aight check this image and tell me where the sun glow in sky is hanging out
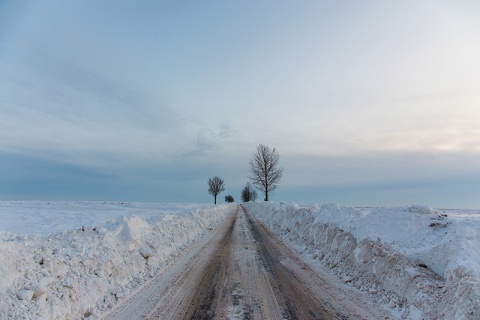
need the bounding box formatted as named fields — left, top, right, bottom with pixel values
left=1, top=1, right=480, bottom=207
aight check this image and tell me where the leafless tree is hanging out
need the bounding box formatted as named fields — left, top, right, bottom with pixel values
left=241, top=182, right=258, bottom=202
left=225, top=195, right=234, bottom=203
left=208, top=176, right=225, bottom=204
left=249, top=144, right=283, bottom=201
left=251, top=188, right=258, bottom=202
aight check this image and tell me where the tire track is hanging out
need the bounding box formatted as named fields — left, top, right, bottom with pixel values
left=105, top=205, right=391, bottom=319
left=245, top=208, right=336, bottom=320
left=182, top=213, right=236, bottom=319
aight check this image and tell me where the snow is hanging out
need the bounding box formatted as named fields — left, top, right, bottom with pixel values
left=0, top=201, right=212, bottom=235
left=1, top=200, right=480, bottom=319
left=0, top=201, right=234, bottom=319
left=244, top=202, right=480, bottom=319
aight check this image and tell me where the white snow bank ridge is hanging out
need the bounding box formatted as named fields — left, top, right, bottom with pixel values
left=0, top=203, right=235, bottom=319
left=244, top=202, right=480, bottom=320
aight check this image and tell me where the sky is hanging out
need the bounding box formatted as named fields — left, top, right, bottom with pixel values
left=1, top=0, right=480, bottom=208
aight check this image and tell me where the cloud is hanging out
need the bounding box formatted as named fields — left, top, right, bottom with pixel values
left=178, top=122, right=240, bottom=160
left=1, top=1, right=480, bottom=206
left=276, top=151, right=480, bottom=208
left=0, top=151, right=115, bottom=199
left=277, top=173, right=480, bottom=209
left=0, top=48, right=185, bottom=167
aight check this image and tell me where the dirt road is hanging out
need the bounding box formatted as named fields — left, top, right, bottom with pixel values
left=104, top=205, right=390, bottom=319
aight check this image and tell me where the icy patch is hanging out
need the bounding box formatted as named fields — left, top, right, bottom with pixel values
left=227, top=286, right=246, bottom=320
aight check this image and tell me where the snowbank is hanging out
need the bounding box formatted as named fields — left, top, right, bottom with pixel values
left=0, top=201, right=212, bottom=235
left=244, top=202, right=480, bottom=319
left=0, top=203, right=235, bottom=319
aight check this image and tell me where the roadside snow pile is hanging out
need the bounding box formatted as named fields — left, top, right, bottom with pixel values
left=244, top=202, right=480, bottom=319
left=0, top=203, right=234, bottom=320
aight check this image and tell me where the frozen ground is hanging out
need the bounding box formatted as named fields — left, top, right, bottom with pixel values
left=1, top=200, right=479, bottom=319
left=244, top=202, right=480, bottom=319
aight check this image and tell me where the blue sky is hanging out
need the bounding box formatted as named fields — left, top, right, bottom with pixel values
left=1, top=1, right=480, bottom=207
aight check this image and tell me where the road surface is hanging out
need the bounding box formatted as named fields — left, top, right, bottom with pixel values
left=104, top=205, right=390, bottom=319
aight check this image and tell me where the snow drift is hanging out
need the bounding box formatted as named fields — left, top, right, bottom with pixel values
left=244, top=202, right=480, bottom=319
left=0, top=203, right=234, bottom=319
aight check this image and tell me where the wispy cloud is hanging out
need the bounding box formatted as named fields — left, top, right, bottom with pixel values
left=0, top=48, right=184, bottom=167
left=178, top=122, right=239, bottom=160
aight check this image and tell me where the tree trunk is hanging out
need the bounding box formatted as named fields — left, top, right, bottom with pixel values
left=214, top=195, right=217, bottom=204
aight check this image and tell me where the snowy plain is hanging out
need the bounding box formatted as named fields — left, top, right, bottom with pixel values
left=0, top=201, right=212, bottom=235
left=1, top=200, right=479, bottom=319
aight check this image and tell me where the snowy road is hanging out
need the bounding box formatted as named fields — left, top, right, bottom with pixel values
left=104, top=205, right=390, bottom=319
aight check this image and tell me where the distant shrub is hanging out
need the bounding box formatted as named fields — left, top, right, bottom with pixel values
left=241, top=182, right=258, bottom=202
left=225, top=195, right=234, bottom=203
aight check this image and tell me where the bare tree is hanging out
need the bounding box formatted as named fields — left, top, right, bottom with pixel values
left=208, top=176, right=225, bottom=204
left=241, top=182, right=258, bottom=202
left=251, top=187, right=258, bottom=202
left=249, top=144, right=283, bottom=201
left=225, top=195, right=234, bottom=203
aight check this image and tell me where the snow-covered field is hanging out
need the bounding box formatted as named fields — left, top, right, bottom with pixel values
left=1, top=201, right=479, bottom=319
left=0, top=201, right=233, bottom=319
left=244, top=202, right=480, bottom=319
left=0, top=201, right=212, bottom=235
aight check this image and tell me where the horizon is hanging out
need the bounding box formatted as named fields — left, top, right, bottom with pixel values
left=2, top=197, right=479, bottom=211
left=1, top=1, right=480, bottom=209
